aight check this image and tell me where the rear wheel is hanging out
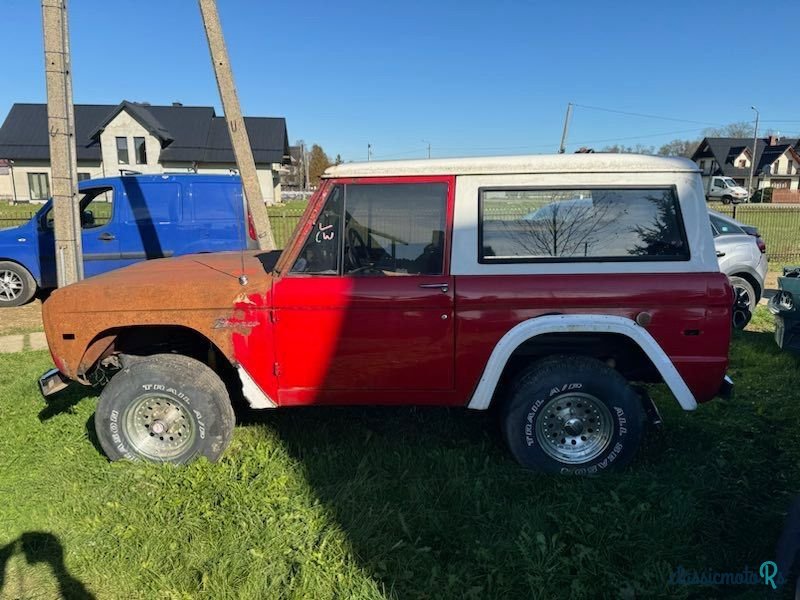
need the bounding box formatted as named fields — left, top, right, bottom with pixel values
left=95, top=354, right=235, bottom=464
left=0, top=261, right=36, bottom=307
left=730, top=275, right=756, bottom=330
left=501, top=356, right=644, bottom=475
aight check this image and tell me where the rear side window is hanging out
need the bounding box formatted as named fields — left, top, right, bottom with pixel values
left=191, top=182, right=243, bottom=221
left=125, top=182, right=181, bottom=223
left=709, top=214, right=744, bottom=236
left=479, top=187, right=688, bottom=262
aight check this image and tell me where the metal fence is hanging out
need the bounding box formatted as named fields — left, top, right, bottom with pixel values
left=713, top=204, right=800, bottom=263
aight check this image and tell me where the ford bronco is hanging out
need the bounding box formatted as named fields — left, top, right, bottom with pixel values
left=40, top=154, right=734, bottom=474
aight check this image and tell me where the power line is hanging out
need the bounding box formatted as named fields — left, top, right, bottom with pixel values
left=572, top=103, right=724, bottom=127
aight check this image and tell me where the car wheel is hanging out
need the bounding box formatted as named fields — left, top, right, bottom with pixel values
left=721, top=195, right=732, bottom=205
left=0, top=261, right=36, bottom=307
left=730, top=275, right=756, bottom=330
left=95, top=354, right=235, bottom=464
left=501, top=356, right=644, bottom=475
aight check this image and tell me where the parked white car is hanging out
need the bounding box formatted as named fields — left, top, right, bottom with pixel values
left=709, top=210, right=768, bottom=328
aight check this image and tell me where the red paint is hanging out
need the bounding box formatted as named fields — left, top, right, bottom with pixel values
left=232, top=175, right=732, bottom=408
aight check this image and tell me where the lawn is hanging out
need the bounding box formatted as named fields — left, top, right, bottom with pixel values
left=0, top=307, right=799, bottom=598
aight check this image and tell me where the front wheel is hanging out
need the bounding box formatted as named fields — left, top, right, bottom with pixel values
left=0, top=261, right=36, bottom=307
left=721, top=195, right=732, bottom=205
left=95, top=354, right=235, bottom=464
left=501, top=356, right=644, bottom=475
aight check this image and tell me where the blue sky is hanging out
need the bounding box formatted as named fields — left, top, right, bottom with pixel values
left=1, top=0, right=798, bottom=162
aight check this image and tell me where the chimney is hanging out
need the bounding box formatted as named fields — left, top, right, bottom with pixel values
left=768, top=135, right=779, bottom=146
left=172, top=101, right=183, bottom=107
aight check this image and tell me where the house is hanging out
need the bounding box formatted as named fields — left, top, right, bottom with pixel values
left=280, top=145, right=307, bottom=191
left=0, top=101, right=291, bottom=203
left=692, top=136, right=800, bottom=192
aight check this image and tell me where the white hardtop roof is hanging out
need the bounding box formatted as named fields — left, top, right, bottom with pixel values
left=323, top=153, right=700, bottom=179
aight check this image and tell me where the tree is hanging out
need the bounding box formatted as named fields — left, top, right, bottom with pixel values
left=308, top=144, right=331, bottom=187
left=600, top=144, right=655, bottom=155
left=334, top=154, right=343, bottom=166
left=703, top=121, right=755, bottom=138
left=657, top=139, right=700, bottom=158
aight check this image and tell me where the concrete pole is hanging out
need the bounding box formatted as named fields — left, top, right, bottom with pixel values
left=747, top=106, right=760, bottom=199
left=558, top=103, right=573, bottom=154
left=42, top=0, right=83, bottom=285
left=198, top=0, right=275, bottom=251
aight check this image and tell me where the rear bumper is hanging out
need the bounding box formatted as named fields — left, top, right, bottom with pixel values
left=38, top=368, right=70, bottom=398
left=717, top=375, right=734, bottom=400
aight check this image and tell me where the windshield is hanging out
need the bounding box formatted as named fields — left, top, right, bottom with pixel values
left=722, top=178, right=738, bottom=188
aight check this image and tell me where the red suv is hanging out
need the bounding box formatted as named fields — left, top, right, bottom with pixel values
left=40, top=154, right=733, bottom=474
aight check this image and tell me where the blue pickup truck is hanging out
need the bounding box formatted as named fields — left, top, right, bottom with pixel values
left=0, top=173, right=254, bottom=306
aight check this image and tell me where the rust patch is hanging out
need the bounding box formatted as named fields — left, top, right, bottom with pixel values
left=42, top=251, right=273, bottom=382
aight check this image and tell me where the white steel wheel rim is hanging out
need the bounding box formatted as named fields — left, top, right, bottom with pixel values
left=534, top=392, right=614, bottom=465
left=0, top=270, right=23, bottom=301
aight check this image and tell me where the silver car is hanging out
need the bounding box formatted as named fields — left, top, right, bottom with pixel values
left=709, top=210, right=768, bottom=328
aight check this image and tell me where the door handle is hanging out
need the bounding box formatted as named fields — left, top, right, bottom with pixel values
left=98, top=232, right=115, bottom=241
left=716, top=251, right=725, bottom=257
left=419, top=282, right=449, bottom=293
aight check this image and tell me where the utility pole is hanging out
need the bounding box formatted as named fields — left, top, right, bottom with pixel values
left=747, top=106, right=760, bottom=199
left=422, top=139, right=431, bottom=159
left=367, top=143, right=372, bottom=161
left=42, top=0, right=83, bottom=286
left=301, top=142, right=309, bottom=190
left=558, top=102, right=573, bottom=154
left=198, top=0, right=275, bottom=251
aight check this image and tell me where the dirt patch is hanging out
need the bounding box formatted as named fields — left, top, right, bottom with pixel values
left=0, top=300, right=44, bottom=335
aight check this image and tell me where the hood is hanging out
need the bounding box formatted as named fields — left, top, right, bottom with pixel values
left=0, top=218, right=35, bottom=241
left=45, top=250, right=275, bottom=314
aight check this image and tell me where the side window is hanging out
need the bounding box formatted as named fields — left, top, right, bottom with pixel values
left=291, top=185, right=344, bottom=275
left=81, top=188, right=114, bottom=229
left=709, top=215, right=743, bottom=236
left=479, top=188, right=688, bottom=262
left=713, top=178, right=723, bottom=188
left=343, top=183, right=447, bottom=276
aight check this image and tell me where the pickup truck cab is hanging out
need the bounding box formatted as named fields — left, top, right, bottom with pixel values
left=40, top=154, right=734, bottom=474
left=0, top=173, right=253, bottom=306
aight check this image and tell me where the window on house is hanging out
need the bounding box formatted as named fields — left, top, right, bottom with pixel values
left=27, top=173, right=50, bottom=200
left=738, top=159, right=746, bottom=168
left=116, top=137, right=129, bottom=164
left=479, top=187, right=688, bottom=262
left=134, top=137, right=147, bottom=165
left=699, top=160, right=706, bottom=172
left=77, top=172, right=91, bottom=182
left=788, top=160, right=793, bottom=175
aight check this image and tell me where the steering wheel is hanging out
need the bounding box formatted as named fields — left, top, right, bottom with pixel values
left=347, top=228, right=368, bottom=270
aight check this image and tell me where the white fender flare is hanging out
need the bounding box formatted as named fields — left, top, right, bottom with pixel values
left=466, top=314, right=697, bottom=411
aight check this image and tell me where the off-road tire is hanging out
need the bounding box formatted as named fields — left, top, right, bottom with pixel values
left=0, top=261, right=36, bottom=307
left=95, top=354, right=235, bottom=464
left=501, top=356, right=644, bottom=475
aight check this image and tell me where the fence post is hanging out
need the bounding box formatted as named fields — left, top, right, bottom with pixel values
left=732, top=204, right=737, bottom=219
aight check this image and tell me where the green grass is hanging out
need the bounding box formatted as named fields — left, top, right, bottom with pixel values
left=1, top=306, right=799, bottom=598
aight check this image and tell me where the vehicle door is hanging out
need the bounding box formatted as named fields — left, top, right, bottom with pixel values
left=187, top=180, right=248, bottom=253
left=38, top=186, right=123, bottom=279
left=118, top=178, right=181, bottom=267
left=272, top=178, right=455, bottom=403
